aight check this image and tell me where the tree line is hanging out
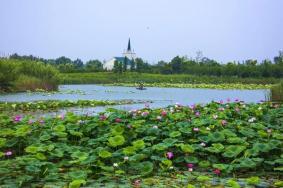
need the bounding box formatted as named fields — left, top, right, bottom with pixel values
left=7, top=51, right=283, bottom=78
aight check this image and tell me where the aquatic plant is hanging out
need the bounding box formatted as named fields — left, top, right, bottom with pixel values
left=0, top=101, right=282, bottom=187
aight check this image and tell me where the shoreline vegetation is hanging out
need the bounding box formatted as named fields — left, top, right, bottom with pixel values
left=0, top=101, right=282, bottom=187
left=270, top=81, right=283, bottom=102
left=0, top=59, right=59, bottom=92
left=0, top=99, right=150, bottom=112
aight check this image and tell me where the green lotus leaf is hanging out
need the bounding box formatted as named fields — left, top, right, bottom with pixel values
left=71, top=151, right=89, bottom=161
left=239, top=128, right=256, bottom=137
left=246, top=176, right=261, bottom=185
left=275, top=159, right=283, bottom=164
left=15, top=125, right=31, bottom=137
left=184, top=156, right=198, bottom=164
left=162, top=138, right=178, bottom=146
left=161, top=159, right=172, bottom=167
left=98, top=150, right=112, bottom=158
left=196, top=175, right=211, bottom=182
left=227, top=179, right=241, bottom=188
left=198, top=160, right=211, bottom=168
left=222, top=145, right=246, bottom=158
left=252, top=143, right=271, bottom=153
left=54, top=124, right=66, bottom=132
left=25, top=165, right=41, bottom=173
left=130, top=154, right=147, bottom=162
left=0, top=138, right=6, bottom=148
left=123, top=146, right=136, bottom=155
left=68, top=171, right=87, bottom=180
left=25, top=145, right=39, bottom=153
left=227, top=137, right=245, bottom=144
left=69, top=130, right=83, bottom=137
left=169, top=131, right=181, bottom=138
left=108, top=135, right=125, bottom=147
left=152, top=143, right=168, bottom=151
left=180, top=144, right=195, bottom=153
left=132, top=139, right=145, bottom=150
left=274, top=167, right=283, bottom=171
left=206, top=143, right=224, bottom=153
left=137, top=161, right=153, bottom=176
left=212, top=163, right=229, bottom=170
left=111, top=126, right=124, bottom=135
left=69, top=179, right=86, bottom=188
left=35, top=152, right=47, bottom=160
left=238, top=158, right=257, bottom=168
left=39, top=134, right=51, bottom=141
left=208, top=131, right=225, bottom=142
left=51, top=149, right=64, bottom=158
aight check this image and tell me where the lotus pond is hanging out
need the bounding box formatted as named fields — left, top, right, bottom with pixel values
left=0, top=100, right=282, bottom=187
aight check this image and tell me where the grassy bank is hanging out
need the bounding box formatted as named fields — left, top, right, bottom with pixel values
left=0, top=101, right=282, bottom=187
left=60, top=72, right=277, bottom=89
left=0, top=59, right=59, bottom=92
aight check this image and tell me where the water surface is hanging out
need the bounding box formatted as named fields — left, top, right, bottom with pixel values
left=0, top=84, right=268, bottom=113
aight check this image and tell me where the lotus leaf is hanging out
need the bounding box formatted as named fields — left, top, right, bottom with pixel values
left=108, top=135, right=125, bottom=147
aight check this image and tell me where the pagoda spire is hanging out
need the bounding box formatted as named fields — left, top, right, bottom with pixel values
left=127, top=38, right=131, bottom=52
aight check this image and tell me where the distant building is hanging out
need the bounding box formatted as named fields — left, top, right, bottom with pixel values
left=103, top=38, right=136, bottom=70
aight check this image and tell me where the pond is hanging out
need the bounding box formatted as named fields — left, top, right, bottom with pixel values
left=0, top=85, right=269, bottom=113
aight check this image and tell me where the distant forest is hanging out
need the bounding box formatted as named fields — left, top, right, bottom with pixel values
left=5, top=51, right=283, bottom=78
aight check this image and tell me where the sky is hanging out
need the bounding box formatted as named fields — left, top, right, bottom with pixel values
left=0, top=0, right=283, bottom=64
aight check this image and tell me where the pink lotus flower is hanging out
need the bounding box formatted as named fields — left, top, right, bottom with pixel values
left=141, top=111, right=149, bottom=117
left=5, top=150, right=12, bottom=156
left=13, top=115, right=22, bottom=122
left=227, top=98, right=231, bottom=102
left=219, top=100, right=224, bottom=104
left=99, top=115, right=107, bottom=121
left=235, top=98, right=240, bottom=102
left=193, top=127, right=199, bottom=132
left=195, top=112, right=200, bottom=117
left=127, top=124, right=132, bottom=129
left=161, top=110, right=167, bottom=116
left=187, top=163, right=194, bottom=168
left=235, top=107, right=240, bottom=112
left=190, top=104, right=196, bottom=110
left=166, top=152, right=174, bottom=159
left=39, top=119, right=44, bottom=124
left=221, top=120, right=227, bottom=126
left=188, top=168, right=193, bottom=172
left=115, top=118, right=122, bottom=123
left=28, top=119, right=34, bottom=124
left=213, top=169, right=221, bottom=175
left=218, top=107, right=225, bottom=111
left=57, top=114, right=64, bottom=120
left=133, top=179, right=141, bottom=187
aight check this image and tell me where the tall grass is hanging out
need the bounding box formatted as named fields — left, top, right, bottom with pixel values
left=270, top=81, right=283, bottom=102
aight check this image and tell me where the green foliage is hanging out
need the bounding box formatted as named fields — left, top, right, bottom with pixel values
left=270, top=81, right=283, bottom=102
left=59, top=72, right=277, bottom=87
left=0, top=101, right=282, bottom=186
left=0, top=58, right=59, bottom=92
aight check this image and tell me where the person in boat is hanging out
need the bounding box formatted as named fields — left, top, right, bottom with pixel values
left=137, top=82, right=145, bottom=90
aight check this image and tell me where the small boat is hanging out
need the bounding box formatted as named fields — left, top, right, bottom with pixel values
left=136, top=83, right=146, bottom=90
left=136, top=87, right=147, bottom=90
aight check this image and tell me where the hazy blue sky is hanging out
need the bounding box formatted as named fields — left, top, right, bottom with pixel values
left=0, top=0, right=282, bottom=63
